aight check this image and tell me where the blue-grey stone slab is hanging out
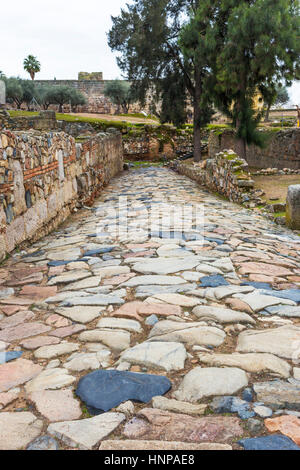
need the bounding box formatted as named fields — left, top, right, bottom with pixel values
left=260, top=289, right=300, bottom=303
left=76, top=370, right=171, bottom=413
left=204, top=237, right=225, bottom=245
left=264, top=305, right=300, bottom=317
left=199, top=275, right=229, bottom=288
left=0, top=351, right=22, bottom=364
left=238, top=435, right=300, bottom=451
left=27, top=435, right=59, bottom=451
left=83, top=247, right=115, bottom=257
left=242, top=282, right=272, bottom=290
left=243, top=388, right=254, bottom=402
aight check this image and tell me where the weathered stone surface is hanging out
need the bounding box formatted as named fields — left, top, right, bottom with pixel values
left=0, top=390, right=19, bottom=408
left=49, top=324, right=86, bottom=338
left=122, top=275, right=187, bottom=287
left=265, top=415, right=300, bottom=445
left=29, top=390, right=82, bottom=422
left=99, top=440, right=232, bottom=450
left=64, top=350, right=111, bottom=371
left=148, top=320, right=226, bottom=347
left=152, top=396, right=207, bottom=416
left=253, top=380, right=300, bottom=410
left=19, top=285, right=57, bottom=301
left=237, top=325, right=300, bottom=359
left=25, top=368, right=76, bottom=392
left=0, top=322, right=51, bottom=342
left=48, top=413, right=125, bottom=450
left=0, top=358, right=42, bottom=392
left=198, top=352, right=291, bottom=378
left=0, top=412, right=43, bottom=450
left=123, top=409, right=243, bottom=443
left=76, top=370, right=171, bottom=413
left=151, top=293, right=202, bottom=307
left=96, top=317, right=142, bottom=333
left=265, top=305, right=300, bottom=318
left=235, top=292, right=295, bottom=312
left=27, top=435, right=59, bottom=451
left=238, top=262, right=293, bottom=277
left=173, top=367, right=248, bottom=402
left=55, top=306, right=104, bottom=323
left=0, top=310, right=35, bottom=329
left=34, top=342, right=79, bottom=359
left=133, top=257, right=201, bottom=275
left=48, top=270, right=91, bottom=285
left=20, top=336, right=61, bottom=350
left=193, top=305, right=255, bottom=324
left=286, top=184, right=300, bottom=230
left=119, top=341, right=187, bottom=371
left=62, top=294, right=125, bottom=306
left=238, top=434, right=300, bottom=451
left=61, top=277, right=101, bottom=291
left=79, top=329, right=130, bottom=352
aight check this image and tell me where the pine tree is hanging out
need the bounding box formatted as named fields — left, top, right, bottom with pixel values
left=108, top=0, right=217, bottom=161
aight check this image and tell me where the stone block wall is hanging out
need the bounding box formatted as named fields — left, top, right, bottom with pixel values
left=0, top=129, right=123, bottom=260
left=208, top=129, right=300, bottom=170
left=171, top=150, right=255, bottom=203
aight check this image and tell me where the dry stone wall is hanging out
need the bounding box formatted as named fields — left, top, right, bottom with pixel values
left=0, top=128, right=123, bottom=260
left=208, top=129, right=300, bottom=170
left=171, top=150, right=255, bottom=203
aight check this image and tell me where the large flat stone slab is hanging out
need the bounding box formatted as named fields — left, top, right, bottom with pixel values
left=173, top=367, right=248, bottom=402
left=150, top=293, right=202, bottom=307
left=25, top=368, right=76, bottom=393
left=132, top=257, right=201, bottom=275
left=48, top=412, right=125, bottom=450
left=198, top=352, right=291, bottom=378
left=193, top=306, right=255, bottom=324
left=76, top=370, right=171, bottom=413
left=237, top=325, right=300, bottom=359
left=0, top=358, right=42, bottom=392
left=0, top=322, right=51, bottom=342
left=238, top=434, right=300, bottom=451
left=235, top=292, right=296, bottom=312
left=61, top=294, right=125, bottom=306
left=152, top=396, right=207, bottom=416
left=29, top=390, right=82, bottom=422
left=148, top=320, right=226, bottom=347
left=123, top=409, right=243, bottom=443
left=119, top=341, right=187, bottom=371
left=121, top=275, right=187, bottom=287
left=253, top=380, right=300, bottom=410
left=48, top=270, right=91, bottom=286
left=55, top=306, right=105, bottom=324
left=34, top=342, right=79, bottom=359
left=0, top=412, right=43, bottom=450
left=79, top=329, right=130, bottom=352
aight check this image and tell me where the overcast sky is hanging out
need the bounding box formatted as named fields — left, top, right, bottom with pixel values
left=1, top=0, right=299, bottom=105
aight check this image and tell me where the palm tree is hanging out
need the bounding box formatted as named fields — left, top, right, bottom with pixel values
left=23, top=55, right=41, bottom=80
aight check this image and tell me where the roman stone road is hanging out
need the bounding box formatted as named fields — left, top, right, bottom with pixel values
left=1, top=167, right=300, bottom=450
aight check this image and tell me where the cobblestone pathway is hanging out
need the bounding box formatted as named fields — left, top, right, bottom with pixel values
left=1, top=167, right=300, bottom=450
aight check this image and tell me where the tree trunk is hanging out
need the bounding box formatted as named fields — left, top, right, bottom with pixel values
left=264, top=104, right=271, bottom=122
left=59, top=104, right=63, bottom=113
left=193, top=69, right=202, bottom=162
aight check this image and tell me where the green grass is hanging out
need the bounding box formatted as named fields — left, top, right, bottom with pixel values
left=8, top=110, right=39, bottom=117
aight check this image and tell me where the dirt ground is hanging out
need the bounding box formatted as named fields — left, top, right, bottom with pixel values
left=253, top=174, right=300, bottom=203
left=69, top=112, right=159, bottom=125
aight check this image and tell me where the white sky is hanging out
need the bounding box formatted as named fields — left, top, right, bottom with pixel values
left=1, top=0, right=299, bottom=105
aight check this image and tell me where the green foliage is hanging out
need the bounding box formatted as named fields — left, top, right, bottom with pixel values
left=23, top=55, right=41, bottom=80
left=212, top=0, right=300, bottom=156
left=108, top=0, right=219, bottom=161
left=103, top=80, right=132, bottom=113
left=5, top=77, right=24, bottom=108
